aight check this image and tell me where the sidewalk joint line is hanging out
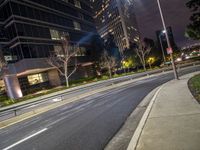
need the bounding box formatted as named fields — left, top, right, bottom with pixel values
left=149, top=112, right=200, bottom=119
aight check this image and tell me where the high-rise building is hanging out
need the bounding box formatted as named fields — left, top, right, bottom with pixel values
left=0, top=0, right=97, bottom=98
left=156, top=26, right=178, bottom=55
left=91, top=0, right=139, bottom=53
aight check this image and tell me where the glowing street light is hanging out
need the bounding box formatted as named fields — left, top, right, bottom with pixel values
left=156, top=0, right=179, bottom=80
left=159, top=30, right=167, bottom=63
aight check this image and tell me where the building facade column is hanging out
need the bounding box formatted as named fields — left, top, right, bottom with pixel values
left=4, top=74, right=23, bottom=99
left=47, top=69, right=61, bottom=87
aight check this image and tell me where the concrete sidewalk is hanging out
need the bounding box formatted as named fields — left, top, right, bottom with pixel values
left=128, top=72, right=200, bottom=150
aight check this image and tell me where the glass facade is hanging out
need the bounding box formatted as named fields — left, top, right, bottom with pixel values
left=0, top=0, right=97, bottom=63
left=92, top=0, right=139, bottom=52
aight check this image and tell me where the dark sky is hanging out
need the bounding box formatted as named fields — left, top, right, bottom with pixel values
left=134, top=0, right=197, bottom=47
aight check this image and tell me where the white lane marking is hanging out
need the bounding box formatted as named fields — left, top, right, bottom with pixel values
left=52, top=97, right=62, bottom=102
left=26, top=104, right=39, bottom=109
left=3, top=128, right=48, bottom=150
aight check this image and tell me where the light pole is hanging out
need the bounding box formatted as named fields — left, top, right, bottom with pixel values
left=156, top=0, right=179, bottom=80
left=159, top=31, right=166, bottom=64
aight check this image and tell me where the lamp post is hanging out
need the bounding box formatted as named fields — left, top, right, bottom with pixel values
left=159, top=32, right=166, bottom=64
left=156, top=0, right=179, bottom=80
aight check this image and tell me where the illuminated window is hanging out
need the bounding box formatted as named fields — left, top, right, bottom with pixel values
left=28, top=73, right=48, bottom=85
left=73, top=21, right=81, bottom=30
left=50, top=29, right=61, bottom=40
left=74, top=0, right=81, bottom=8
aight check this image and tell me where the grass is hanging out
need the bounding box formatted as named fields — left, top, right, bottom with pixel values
left=188, top=74, right=200, bottom=103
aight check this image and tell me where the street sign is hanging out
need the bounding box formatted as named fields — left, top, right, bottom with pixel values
left=166, top=47, right=173, bottom=54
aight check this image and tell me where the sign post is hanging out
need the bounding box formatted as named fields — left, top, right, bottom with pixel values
left=167, top=47, right=173, bottom=54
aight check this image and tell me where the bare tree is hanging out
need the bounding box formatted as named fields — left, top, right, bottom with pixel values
left=47, top=33, right=78, bottom=87
left=132, top=38, right=152, bottom=71
left=100, top=51, right=117, bottom=79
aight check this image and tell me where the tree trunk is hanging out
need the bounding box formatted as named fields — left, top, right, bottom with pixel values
left=143, top=64, right=146, bottom=71
left=65, top=75, right=69, bottom=87
left=149, top=63, right=152, bottom=69
left=142, top=55, right=146, bottom=71
left=108, top=67, right=112, bottom=79
left=64, top=63, right=69, bottom=87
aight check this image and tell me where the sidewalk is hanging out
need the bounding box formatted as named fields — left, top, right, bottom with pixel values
left=128, top=72, right=200, bottom=150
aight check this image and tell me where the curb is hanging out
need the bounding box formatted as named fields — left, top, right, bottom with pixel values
left=126, top=85, right=165, bottom=150
left=126, top=71, right=200, bottom=150
left=104, top=84, right=161, bottom=150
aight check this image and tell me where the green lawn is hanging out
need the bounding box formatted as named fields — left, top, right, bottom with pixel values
left=188, top=74, right=200, bottom=102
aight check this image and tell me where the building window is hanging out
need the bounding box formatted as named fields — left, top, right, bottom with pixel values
left=50, top=29, right=61, bottom=40
left=74, top=0, right=81, bottom=8
left=28, top=73, right=48, bottom=85
left=73, top=21, right=81, bottom=30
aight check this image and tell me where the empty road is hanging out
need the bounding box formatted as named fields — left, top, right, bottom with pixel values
left=0, top=66, right=199, bottom=150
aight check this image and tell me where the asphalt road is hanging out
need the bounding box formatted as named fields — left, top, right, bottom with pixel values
left=0, top=68, right=156, bottom=121
left=0, top=66, right=199, bottom=150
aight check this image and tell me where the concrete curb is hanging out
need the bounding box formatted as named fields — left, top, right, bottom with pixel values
left=126, top=71, right=200, bottom=150
left=126, top=85, right=165, bottom=150
left=105, top=84, right=161, bottom=150
left=0, top=74, right=159, bottom=129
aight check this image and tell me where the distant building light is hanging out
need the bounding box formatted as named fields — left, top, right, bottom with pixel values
left=176, top=58, right=182, bottom=62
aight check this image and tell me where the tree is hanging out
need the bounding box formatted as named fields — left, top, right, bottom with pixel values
left=147, top=57, right=156, bottom=69
left=130, top=38, right=152, bottom=71
left=47, top=33, right=78, bottom=87
left=186, top=0, right=200, bottom=40
left=100, top=51, right=117, bottom=79
left=122, top=48, right=138, bottom=72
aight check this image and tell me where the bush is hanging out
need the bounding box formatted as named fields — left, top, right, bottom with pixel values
left=101, top=75, right=109, bottom=80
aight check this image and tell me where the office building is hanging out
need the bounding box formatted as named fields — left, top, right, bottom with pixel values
left=156, top=26, right=178, bottom=55
left=91, top=0, right=139, bottom=53
left=0, top=0, right=97, bottom=98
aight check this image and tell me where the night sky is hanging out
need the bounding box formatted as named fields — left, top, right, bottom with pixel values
left=134, top=0, right=197, bottom=47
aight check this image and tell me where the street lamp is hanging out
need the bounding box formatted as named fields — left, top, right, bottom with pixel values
left=156, top=0, right=179, bottom=80
left=159, top=31, right=166, bottom=64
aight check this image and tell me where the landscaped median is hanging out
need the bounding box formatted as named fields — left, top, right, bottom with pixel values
left=0, top=72, right=141, bottom=107
left=0, top=67, right=163, bottom=107
left=0, top=75, right=155, bottom=129
left=188, top=74, right=200, bottom=103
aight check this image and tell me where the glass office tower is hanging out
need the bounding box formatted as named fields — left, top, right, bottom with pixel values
left=92, top=0, right=139, bottom=53
left=0, top=0, right=97, bottom=98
